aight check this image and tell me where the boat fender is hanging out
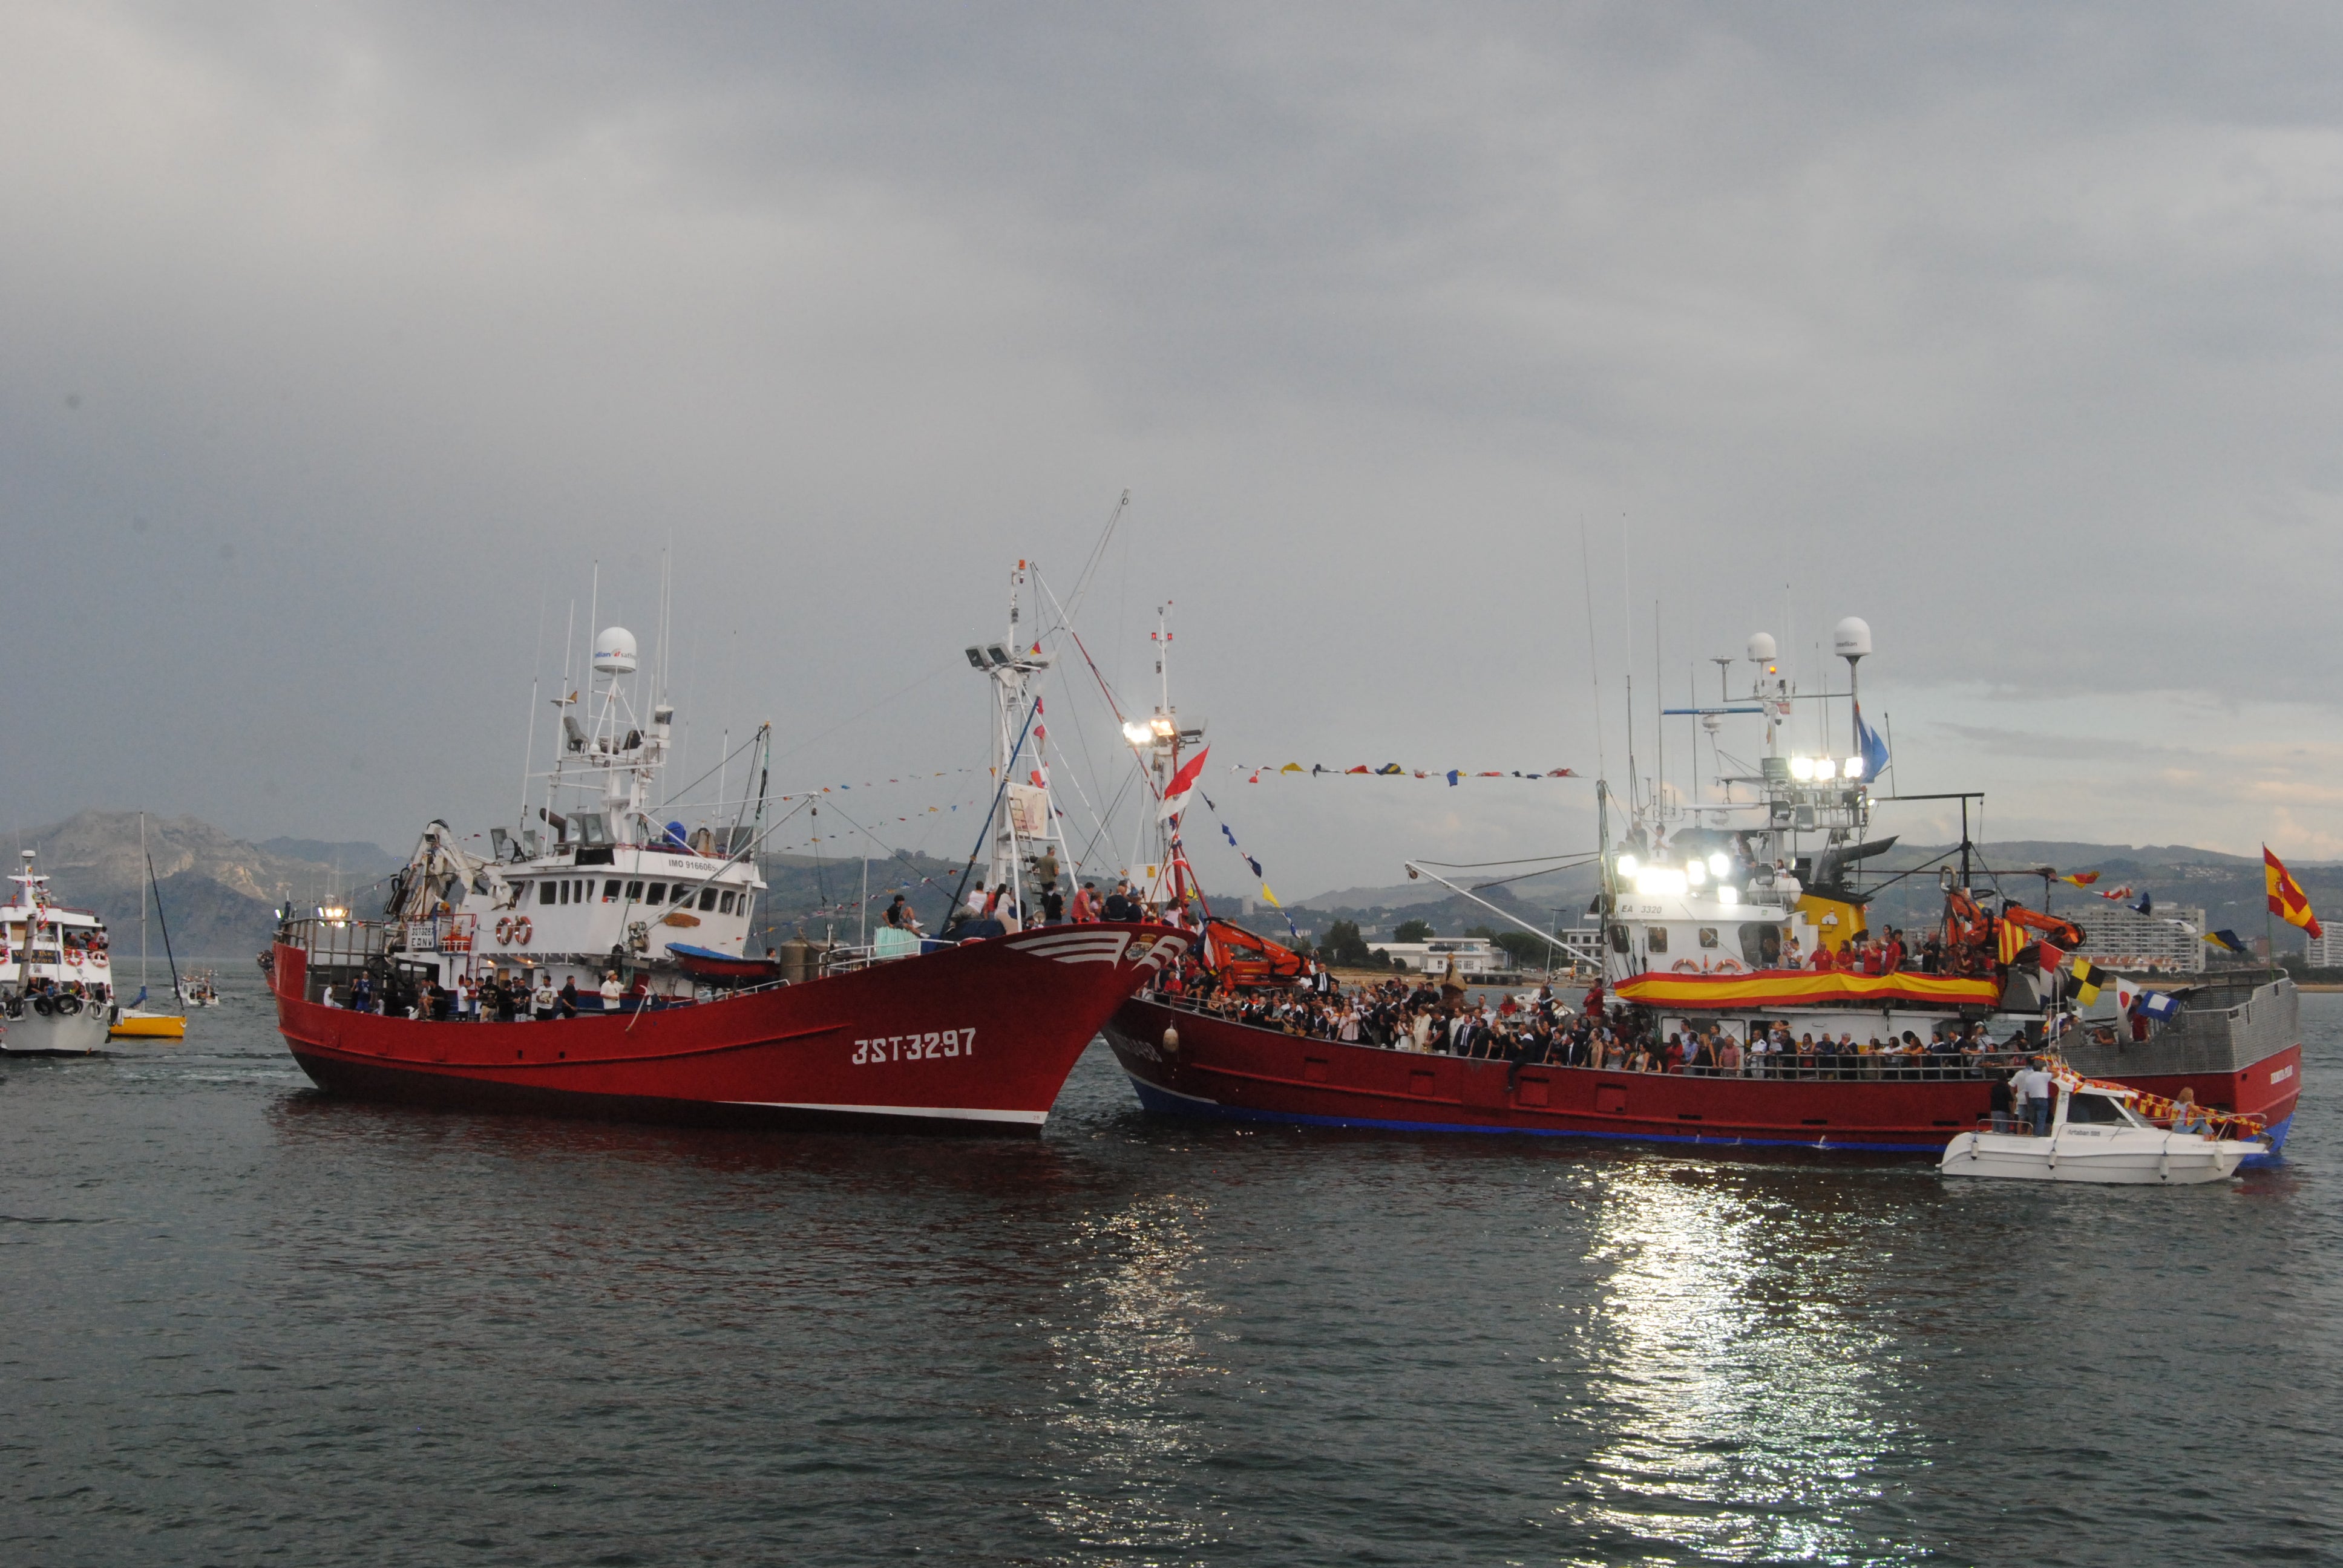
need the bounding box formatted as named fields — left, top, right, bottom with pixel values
left=89, top=950, right=107, bottom=968
left=1162, top=1024, right=1180, bottom=1056
left=513, top=916, right=533, bottom=947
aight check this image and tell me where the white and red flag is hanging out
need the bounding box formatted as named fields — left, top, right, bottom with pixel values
left=1158, top=746, right=1211, bottom=820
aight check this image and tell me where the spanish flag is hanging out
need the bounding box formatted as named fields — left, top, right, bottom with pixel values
left=2264, top=846, right=2324, bottom=939
left=2069, top=955, right=2110, bottom=1007
left=1996, top=917, right=2027, bottom=964
left=2057, top=871, right=2100, bottom=887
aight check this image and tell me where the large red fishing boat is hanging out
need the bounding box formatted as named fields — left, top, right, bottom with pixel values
left=267, top=564, right=1188, bottom=1132
left=1103, top=617, right=2299, bottom=1157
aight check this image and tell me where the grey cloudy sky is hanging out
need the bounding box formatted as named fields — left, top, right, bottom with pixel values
left=8, top=2, right=2343, bottom=896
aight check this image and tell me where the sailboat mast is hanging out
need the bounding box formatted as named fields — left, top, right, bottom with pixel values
left=140, top=811, right=150, bottom=998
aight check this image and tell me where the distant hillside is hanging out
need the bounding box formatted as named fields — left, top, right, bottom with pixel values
left=17, top=811, right=388, bottom=955
left=257, top=837, right=404, bottom=879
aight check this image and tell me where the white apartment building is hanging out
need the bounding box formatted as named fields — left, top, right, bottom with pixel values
left=2073, top=903, right=2206, bottom=974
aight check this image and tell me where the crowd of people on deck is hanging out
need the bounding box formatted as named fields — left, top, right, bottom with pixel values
left=326, top=966, right=654, bottom=1021
left=1147, top=967, right=2030, bottom=1080
left=934, top=860, right=1176, bottom=941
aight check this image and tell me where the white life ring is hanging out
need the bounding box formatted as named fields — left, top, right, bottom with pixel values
left=512, top=916, right=533, bottom=947
left=89, top=950, right=108, bottom=969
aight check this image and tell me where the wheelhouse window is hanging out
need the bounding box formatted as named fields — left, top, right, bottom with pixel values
left=625, top=880, right=644, bottom=900
left=698, top=887, right=718, bottom=911
left=1698, top=927, right=1719, bottom=949
left=537, top=882, right=556, bottom=906
left=1739, top=923, right=1787, bottom=970
left=1646, top=926, right=1668, bottom=955
left=719, top=892, right=737, bottom=915
left=603, top=880, right=620, bottom=901
left=646, top=883, right=666, bottom=906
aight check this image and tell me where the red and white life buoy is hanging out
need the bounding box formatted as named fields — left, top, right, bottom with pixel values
left=89, top=950, right=108, bottom=969
left=1714, top=958, right=1744, bottom=974
left=511, top=916, right=533, bottom=947
left=496, top=916, right=514, bottom=944
left=65, top=948, right=84, bottom=967
left=1673, top=959, right=1700, bottom=973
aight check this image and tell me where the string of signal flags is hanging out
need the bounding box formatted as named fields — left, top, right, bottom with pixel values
left=1232, top=763, right=1579, bottom=785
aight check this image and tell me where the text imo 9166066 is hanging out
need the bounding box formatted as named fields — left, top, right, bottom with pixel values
left=852, top=1030, right=975, bottom=1065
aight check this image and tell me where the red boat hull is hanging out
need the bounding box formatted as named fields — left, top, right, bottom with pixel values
left=271, top=924, right=1189, bottom=1133
left=1103, top=998, right=2300, bottom=1155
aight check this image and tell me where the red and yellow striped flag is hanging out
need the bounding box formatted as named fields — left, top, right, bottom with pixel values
left=2264, top=845, right=2323, bottom=939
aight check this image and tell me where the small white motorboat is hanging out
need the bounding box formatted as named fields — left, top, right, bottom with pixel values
left=1940, top=1080, right=2266, bottom=1184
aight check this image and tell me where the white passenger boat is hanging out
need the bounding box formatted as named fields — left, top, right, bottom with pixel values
left=1, top=850, right=117, bottom=1053
left=1939, top=1076, right=2265, bottom=1184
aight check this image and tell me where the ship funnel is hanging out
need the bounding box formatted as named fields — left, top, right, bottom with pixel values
left=592, top=626, right=639, bottom=675
left=1833, top=616, right=1872, bottom=661
left=1746, top=632, right=1777, bottom=662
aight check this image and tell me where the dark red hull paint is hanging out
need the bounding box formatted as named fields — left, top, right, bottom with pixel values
left=272, top=924, right=1188, bottom=1133
left=1103, top=999, right=2301, bottom=1155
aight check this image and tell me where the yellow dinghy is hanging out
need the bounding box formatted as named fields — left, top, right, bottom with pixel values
left=110, top=1008, right=186, bottom=1040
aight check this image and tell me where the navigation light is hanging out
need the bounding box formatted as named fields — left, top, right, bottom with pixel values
left=1615, top=854, right=1640, bottom=879
left=1708, top=852, right=1732, bottom=878
left=1121, top=720, right=1153, bottom=745
left=1789, top=756, right=1815, bottom=781
left=1843, top=756, right=1865, bottom=780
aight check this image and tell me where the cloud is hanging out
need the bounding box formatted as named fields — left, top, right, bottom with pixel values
left=8, top=4, right=2343, bottom=890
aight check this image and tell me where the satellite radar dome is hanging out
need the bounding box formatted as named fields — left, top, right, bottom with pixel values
left=593, top=627, right=640, bottom=675
left=1833, top=616, right=1873, bottom=660
left=1746, top=632, right=1777, bottom=662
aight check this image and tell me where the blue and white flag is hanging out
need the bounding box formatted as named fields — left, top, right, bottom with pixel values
left=1855, top=708, right=1890, bottom=782
left=2140, top=991, right=2181, bottom=1021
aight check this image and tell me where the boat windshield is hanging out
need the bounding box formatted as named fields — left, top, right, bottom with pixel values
left=2064, top=1091, right=2143, bottom=1127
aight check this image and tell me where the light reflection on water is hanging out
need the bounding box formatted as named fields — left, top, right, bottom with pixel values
left=1566, top=1164, right=1918, bottom=1564
left=1040, top=1193, right=1224, bottom=1562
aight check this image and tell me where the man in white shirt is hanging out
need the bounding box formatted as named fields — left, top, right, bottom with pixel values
left=2014, top=1060, right=2056, bottom=1135
left=600, top=970, right=624, bottom=1013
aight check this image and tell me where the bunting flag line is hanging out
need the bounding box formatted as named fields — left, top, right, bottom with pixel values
left=2057, top=871, right=2102, bottom=887
left=1194, top=792, right=1302, bottom=944
left=2203, top=928, right=2248, bottom=955
left=1236, top=763, right=1580, bottom=784
left=2264, top=844, right=2324, bottom=938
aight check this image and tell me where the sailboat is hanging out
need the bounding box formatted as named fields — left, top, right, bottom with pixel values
left=110, top=812, right=187, bottom=1041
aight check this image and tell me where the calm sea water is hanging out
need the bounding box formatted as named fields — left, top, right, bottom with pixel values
left=3, top=979, right=2337, bottom=1567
